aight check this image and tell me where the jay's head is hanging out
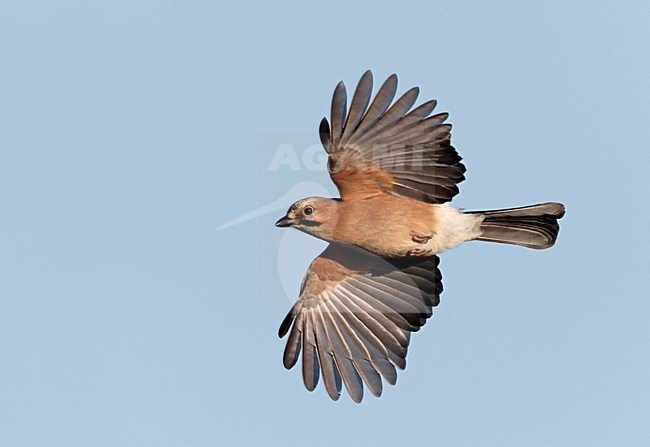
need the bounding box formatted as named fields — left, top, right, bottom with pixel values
left=275, top=197, right=338, bottom=239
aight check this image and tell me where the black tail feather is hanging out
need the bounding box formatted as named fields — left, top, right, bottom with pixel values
left=468, top=202, right=565, bottom=249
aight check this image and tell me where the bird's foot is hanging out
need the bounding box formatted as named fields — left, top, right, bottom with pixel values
left=410, top=231, right=433, bottom=244
left=406, top=248, right=433, bottom=257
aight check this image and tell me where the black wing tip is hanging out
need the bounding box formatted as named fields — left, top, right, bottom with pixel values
left=319, top=117, right=331, bottom=147
left=278, top=308, right=296, bottom=338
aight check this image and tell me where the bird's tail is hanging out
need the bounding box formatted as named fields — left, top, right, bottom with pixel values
left=467, top=202, right=565, bottom=249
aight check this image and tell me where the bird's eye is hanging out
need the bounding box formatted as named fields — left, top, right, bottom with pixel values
left=303, top=205, right=314, bottom=216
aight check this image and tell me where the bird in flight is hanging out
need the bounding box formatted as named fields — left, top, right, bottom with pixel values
left=275, top=70, right=565, bottom=403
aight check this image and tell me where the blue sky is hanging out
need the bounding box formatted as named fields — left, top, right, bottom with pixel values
left=1, top=1, right=649, bottom=446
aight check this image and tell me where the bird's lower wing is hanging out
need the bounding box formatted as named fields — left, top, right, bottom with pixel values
left=278, top=243, right=442, bottom=403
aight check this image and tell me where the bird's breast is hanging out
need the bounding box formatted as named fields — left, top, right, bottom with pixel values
left=330, top=197, right=482, bottom=257
left=331, top=196, right=433, bottom=257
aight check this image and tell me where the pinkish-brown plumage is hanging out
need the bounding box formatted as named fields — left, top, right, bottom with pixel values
left=276, top=70, right=565, bottom=403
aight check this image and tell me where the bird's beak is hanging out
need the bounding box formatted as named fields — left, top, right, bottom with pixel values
left=275, top=215, right=295, bottom=228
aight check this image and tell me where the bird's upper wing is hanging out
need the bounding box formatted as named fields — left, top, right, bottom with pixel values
left=319, top=70, right=466, bottom=203
left=278, top=243, right=442, bottom=402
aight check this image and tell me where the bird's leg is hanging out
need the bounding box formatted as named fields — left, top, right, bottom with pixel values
left=410, top=231, right=433, bottom=244
left=406, top=248, right=433, bottom=257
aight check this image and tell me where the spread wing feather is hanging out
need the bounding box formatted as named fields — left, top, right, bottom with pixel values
left=321, top=70, right=466, bottom=203
left=279, top=244, right=442, bottom=402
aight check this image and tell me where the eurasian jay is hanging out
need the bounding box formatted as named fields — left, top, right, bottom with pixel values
left=275, top=70, right=565, bottom=402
